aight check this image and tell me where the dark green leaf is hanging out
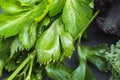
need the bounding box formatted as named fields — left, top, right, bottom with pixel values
left=0, top=59, right=5, bottom=76
left=0, top=38, right=12, bottom=58
left=36, top=70, right=42, bottom=80
left=79, top=45, right=108, bottom=71
left=85, top=66, right=96, bottom=80
left=5, top=61, right=18, bottom=72
left=62, top=0, right=93, bottom=39
left=46, top=64, right=72, bottom=80
left=30, top=73, right=38, bottom=80
left=71, top=45, right=96, bottom=80
left=71, top=63, right=86, bottom=80
left=71, top=45, right=86, bottom=80
left=0, top=38, right=12, bottom=76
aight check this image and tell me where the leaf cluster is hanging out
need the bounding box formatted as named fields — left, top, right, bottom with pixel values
left=0, top=0, right=109, bottom=80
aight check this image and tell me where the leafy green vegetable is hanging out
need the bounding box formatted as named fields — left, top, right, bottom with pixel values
left=105, top=40, right=120, bottom=80
left=0, top=0, right=53, bottom=38
left=0, top=0, right=110, bottom=80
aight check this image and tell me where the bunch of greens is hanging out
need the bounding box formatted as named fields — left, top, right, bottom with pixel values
left=0, top=0, right=111, bottom=80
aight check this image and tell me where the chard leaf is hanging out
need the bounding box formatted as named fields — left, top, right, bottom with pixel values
left=46, top=64, right=72, bottom=80
left=19, top=23, right=37, bottom=49
left=60, top=32, right=74, bottom=57
left=18, top=0, right=40, bottom=6
left=49, top=0, right=65, bottom=16
left=10, top=37, right=24, bottom=58
left=36, top=18, right=62, bottom=64
left=0, top=0, right=53, bottom=38
left=0, top=0, right=31, bottom=14
left=62, top=0, right=93, bottom=39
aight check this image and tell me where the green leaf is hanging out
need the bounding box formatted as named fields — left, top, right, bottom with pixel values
left=71, top=45, right=96, bottom=80
left=10, top=37, right=24, bottom=58
left=46, top=64, right=72, bottom=80
left=71, top=63, right=86, bottom=80
left=19, top=23, right=37, bottom=49
left=0, top=38, right=12, bottom=57
left=34, top=0, right=53, bottom=22
left=79, top=45, right=108, bottom=71
left=37, top=16, right=50, bottom=37
left=60, top=32, right=74, bottom=57
left=36, top=18, right=62, bottom=64
left=71, top=45, right=86, bottom=80
left=0, top=0, right=31, bottom=14
left=0, top=38, right=12, bottom=76
left=18, top=0, right=40, bottom=6
left=62, top=0, right=93, bottom=39
left=49, top=0, right=65, bottom=16
left=5, top=61, right=18, bottom=72
left=36, top=70, right=42, bottom=80
left=0, top=13, right=28, bottom=38
left=0, top=0, right=53, bottom=38
left=85, top=66, right=96, bottom=80
left=0, top=59, right=5, bottom=76
left=30, top=73, right=38, bottom=80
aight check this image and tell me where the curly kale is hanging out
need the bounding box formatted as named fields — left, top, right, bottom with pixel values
left=105, top=40, right=120, bottom=80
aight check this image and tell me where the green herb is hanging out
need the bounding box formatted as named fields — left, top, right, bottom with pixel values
left=105, top=40, right=120, bottom=80
left=0, top=0, right=108, bottom=80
